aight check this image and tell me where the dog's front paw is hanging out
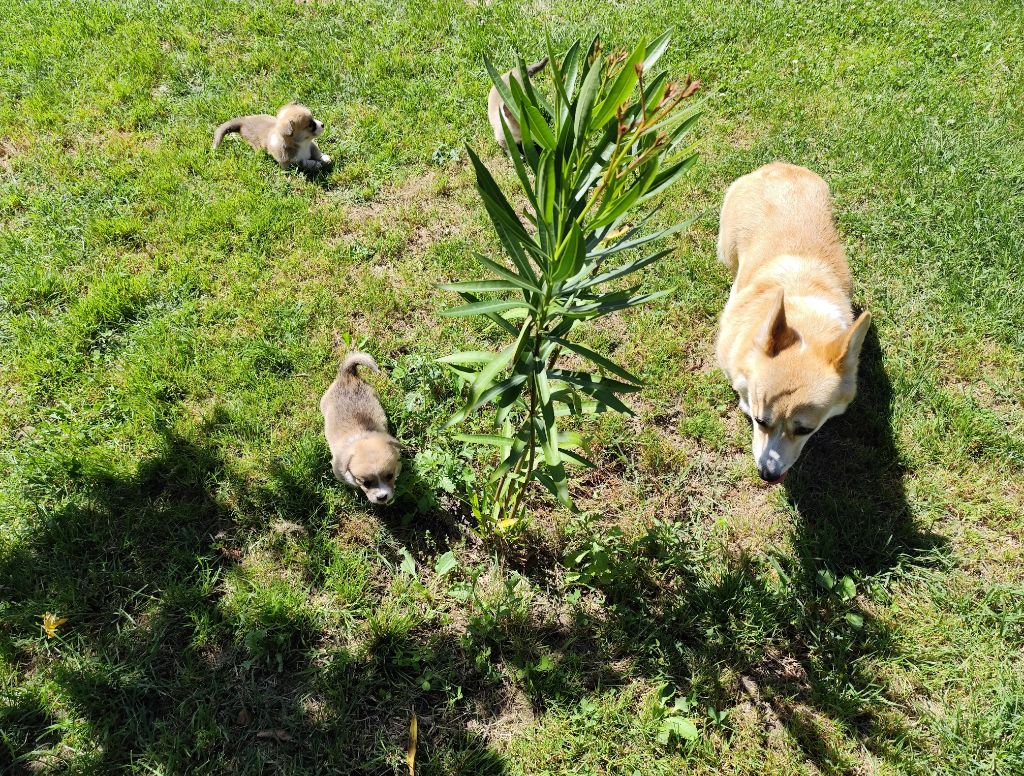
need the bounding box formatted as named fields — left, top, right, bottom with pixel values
left=319, top=154, right=332, bottom=165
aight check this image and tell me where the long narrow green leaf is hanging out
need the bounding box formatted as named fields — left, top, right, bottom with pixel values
left=563, top=288, right=673, bottom=318
left=455, top=434, right=516, bottom=447
left=446, top=372, right=528, bottom=429
left=574, top=56, right=603, bottom=139
left=638, top=104, right=700, bottom=142
left=439, top=279, right=524, bottom=293
left=549, top=369, right=644, bottom=394
left=552, top=395, right=612, bottom=417
left=550, top=375, right=635, bottom=415
left=591, top=40, right=646, bottom=128
left=484, top=55, right=519, bottom=124
left=590, top=215, right=697, bottom=259
left=544, top=335, right=642, bottom=384
left=466, top=321, right=529, bottom=403
left=571, top=248, right=673, bottom=291
left=589, top=184, right=643, bottom=230
left=552, top=220, right=585, bottom=282
left=555, top=431, right=586, bottom=449
left=535, top=463, right=571, bottom=507
left=440, top=299, right=530, bottom=317
left=466, top=146, right=537, bottom=251
left=455, top=292, right=519, bottom=335
left=470, top=253, right=540, bottom=292
left=506, top=74, right=540, bottom=169
left=437, top=351, right=496, bottom=365
left=559, top=448, right=597, bottom=468
left=642, top=31, right=672, bottom=72
left=561, top=40, right=583, bottom=102
left=499, top=110, right=538, bottom=210
left=638, top=153, right=698, bottom=203
left=525, top=104, right=556, bottom=150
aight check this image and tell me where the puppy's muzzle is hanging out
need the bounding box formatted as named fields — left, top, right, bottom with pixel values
left=369, top=489, right=394, bottom=505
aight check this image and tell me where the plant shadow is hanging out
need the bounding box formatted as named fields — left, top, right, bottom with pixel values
left=0, top=426, right=506, bottom=775
left=468, top=323, right=945, bottom=772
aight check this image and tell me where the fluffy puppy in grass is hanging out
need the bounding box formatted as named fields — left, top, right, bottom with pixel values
left=213, top=102, right=330, bottom=171
left=320, top=353, right=401, bottom=505
left=488, top=57, right=548, bottom=154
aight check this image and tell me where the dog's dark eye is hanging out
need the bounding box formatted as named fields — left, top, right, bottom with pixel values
left=754, top=417, right=770, bottom=428
left=794, top=426, right=814, bottom=436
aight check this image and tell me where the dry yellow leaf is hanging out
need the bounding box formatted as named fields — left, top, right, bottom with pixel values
left=40, top=612, right=66, bottom=639
left=406, top=713, right=417, bottom=776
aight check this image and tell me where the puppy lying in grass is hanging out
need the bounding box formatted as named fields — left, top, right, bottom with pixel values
left=320, top=352, right=401, bottom=505
left=213, top=102, right=331, bottom=171
left=488, top=57, right=548, bottom=154
left=716, top=162, right=871, bottom=484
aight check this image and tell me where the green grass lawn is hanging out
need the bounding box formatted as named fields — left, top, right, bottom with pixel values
left=2, top=0, right=1023, bottom=773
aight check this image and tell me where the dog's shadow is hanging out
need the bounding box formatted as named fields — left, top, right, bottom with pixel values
left=784, top=324, right=943, bottom=575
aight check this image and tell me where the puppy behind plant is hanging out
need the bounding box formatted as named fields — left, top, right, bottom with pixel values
left=716, top=162, right=871, bottom=484
left=213, top=102, right=331, bottom=171
left=487, top=57, right=548, bottom=154
left=320, top=353, right=401, bottom=504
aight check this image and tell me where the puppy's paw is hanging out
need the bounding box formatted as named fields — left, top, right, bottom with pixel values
left=319, top=154, right=332, bottom=165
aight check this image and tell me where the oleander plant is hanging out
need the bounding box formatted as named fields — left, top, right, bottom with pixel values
left=439, top=32, right=702, bottom=538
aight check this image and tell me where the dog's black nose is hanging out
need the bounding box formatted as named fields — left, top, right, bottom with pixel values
left=758, top=465, right=786, bottom=484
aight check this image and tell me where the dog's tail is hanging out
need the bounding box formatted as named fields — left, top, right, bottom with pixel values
left=339, top=352, right=379, bottom=380
left=212, top=118, right=243, bottom=149
left=525, top=57, right=548, bottom=76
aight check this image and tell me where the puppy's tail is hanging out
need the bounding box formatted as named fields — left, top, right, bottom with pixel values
left=525, top=57, right=548, bottom=76
left=339, top=352, right=379, bottom=381
left=212, top=118, right=243, bottom=149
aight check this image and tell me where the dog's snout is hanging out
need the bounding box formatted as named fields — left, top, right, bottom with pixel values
left=757, top=460, right=787, bottom=483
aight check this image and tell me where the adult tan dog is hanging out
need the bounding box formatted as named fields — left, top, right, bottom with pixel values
left=716, top=162, right=871, bottom=483
left=213, top=103, right=330, bottom=171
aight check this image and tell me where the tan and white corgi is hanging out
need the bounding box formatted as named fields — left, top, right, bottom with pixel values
left=716, top=162, right=871, bottom=483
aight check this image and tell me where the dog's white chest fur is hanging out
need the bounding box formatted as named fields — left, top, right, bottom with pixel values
left=268, top=133, right=313, bottom=163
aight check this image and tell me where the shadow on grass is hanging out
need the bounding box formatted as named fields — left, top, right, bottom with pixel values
left=1, top=328, right=941, bottom=774
left=0, top=426, right=506, bottom=775
left=456, top=324, right=946, bottom=773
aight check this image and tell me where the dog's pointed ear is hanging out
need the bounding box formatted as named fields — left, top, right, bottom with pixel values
left=756, top=289, right=798, bottom=356
left=830, top=310, right=871, bottom=373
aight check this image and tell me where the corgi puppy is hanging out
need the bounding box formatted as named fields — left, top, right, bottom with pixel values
left=213, top=102, right=330, bottom=171
left=320, top=353, right=401, bottom=504
left=487, top=57, right=548, bottom=154
left=716, top=162, right=871, bottom=483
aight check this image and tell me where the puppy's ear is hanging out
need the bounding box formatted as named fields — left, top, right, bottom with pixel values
left=386, top=436, right=412, bottom=455
left=755, top=289, right=799, bottom=356
left=332, top=448, right=353, bottom=481
left=830, top=310, right=871, bottom=374
left=284, top=120, right=294, bottom=137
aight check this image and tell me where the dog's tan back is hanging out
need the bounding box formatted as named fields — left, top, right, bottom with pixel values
left=716, top=162, right=870, bottom=482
